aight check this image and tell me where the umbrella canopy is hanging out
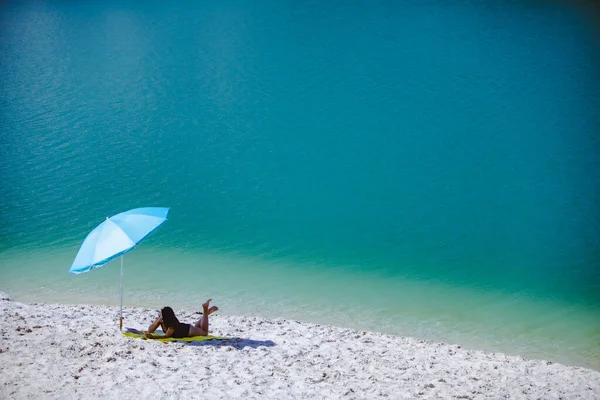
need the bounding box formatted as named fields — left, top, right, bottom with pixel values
left=70, top=207, right=170, bottom=274
left=70, top=207, right=170, bottom=329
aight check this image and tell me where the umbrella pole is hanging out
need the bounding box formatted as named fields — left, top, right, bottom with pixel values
left=119, top=255, right=124, bottom=331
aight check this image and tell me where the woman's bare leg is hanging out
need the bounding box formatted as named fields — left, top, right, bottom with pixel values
left=197, top=306, right=218, bottom=316
left=188, top=299, right=219, bottom=336
left=194, top=299, right=212, bottom=331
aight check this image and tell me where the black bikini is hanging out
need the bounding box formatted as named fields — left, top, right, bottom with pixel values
left=172, top=323, right=191, bottom=338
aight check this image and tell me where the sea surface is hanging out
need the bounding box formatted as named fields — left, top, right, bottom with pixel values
left=1, top=0, right=599, bottom=370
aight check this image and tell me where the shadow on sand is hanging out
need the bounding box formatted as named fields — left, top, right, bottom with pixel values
left=186, top=337, right=276, bottom=349
left=123, top=328, right=275, bottom=349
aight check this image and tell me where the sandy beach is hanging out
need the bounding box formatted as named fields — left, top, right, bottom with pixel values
left=1, top=292, right=599, bottom=399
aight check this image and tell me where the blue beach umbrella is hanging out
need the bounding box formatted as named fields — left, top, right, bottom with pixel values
left=70, top=207, right=170, bottom=329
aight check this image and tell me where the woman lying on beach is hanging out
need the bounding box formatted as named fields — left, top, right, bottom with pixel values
left=144, top=299, right=218, bottom=339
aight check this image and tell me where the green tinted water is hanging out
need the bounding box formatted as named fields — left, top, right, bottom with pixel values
left=1, top=0, right=599, bottom=369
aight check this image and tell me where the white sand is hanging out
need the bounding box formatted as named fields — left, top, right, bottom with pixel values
left=1, top=292, right=599, bottom=399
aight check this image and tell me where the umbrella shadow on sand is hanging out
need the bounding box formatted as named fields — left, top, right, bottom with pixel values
left=186, top=337, right=276, bottom=349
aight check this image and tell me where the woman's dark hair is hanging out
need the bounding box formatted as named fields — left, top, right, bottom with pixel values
left=161, top=306, right=179, bottom=329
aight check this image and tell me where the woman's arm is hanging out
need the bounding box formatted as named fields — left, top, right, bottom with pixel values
left=145, top=327, right=175, bottom=339
left=147, top=317, right=163, bottom=334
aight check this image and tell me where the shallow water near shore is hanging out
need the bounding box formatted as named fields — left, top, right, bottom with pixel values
left=1, top=0, right=599, bottom=371
left=1, top=247, right=599, bottom=371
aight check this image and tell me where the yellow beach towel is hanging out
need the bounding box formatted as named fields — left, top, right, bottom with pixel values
left=123, top=328, right=230, bottom=343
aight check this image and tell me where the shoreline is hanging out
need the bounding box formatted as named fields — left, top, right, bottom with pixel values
left=3, top=248, right=599, bottom=373
left=3, top=278, right=599, bottom=373
left=1, top=292, right=599, bottom=399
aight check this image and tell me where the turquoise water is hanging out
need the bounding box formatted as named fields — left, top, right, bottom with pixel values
left=1, top=1, right=599, bottom=370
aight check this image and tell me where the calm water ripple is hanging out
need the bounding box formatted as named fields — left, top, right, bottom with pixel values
left=1, top=0, right=599, bottom=369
